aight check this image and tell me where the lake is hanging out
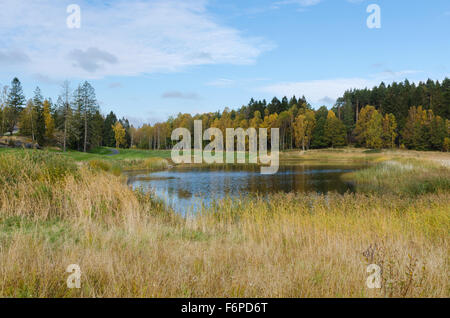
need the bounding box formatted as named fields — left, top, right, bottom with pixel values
left=126, top=164, right=366, bottom=215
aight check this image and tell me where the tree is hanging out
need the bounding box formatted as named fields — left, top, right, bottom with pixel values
left=43, top=99, right=55, bottom=142
left=103, top=111, right=118, bottom=147
left=112, top=122, right=126, bottom=148
left=91, top=110, right=104, bottom=148
left=382, top=114, right=397, bottom=148
left=294, top=109, right=316, bottom=150
left=18, top=100, right=36, bottom=139
left=32, top=87, right=46, bottom=145
left=60, top=81, right=72, bottom=152
left=401, top=106, right=432, bottom=150
left=354, top=105, right=384, bottom=149
left=324, top=111, right=347, bottom=148
left=74, top=81, right=99, bottom=152
left=429, top=115, right=447, bottom=150
left=366, top=110, right=383, bottom=149
left=5, top=78, right=26, bottom=134
left=249, top=110, right=263, bottom=129
left=311, top=106, right=329, bottom=149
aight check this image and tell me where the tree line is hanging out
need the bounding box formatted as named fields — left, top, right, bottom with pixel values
left=0, top=78, right=133, bottom=151
left=0, top=77, right=449, bottom=152
left=133, top=78, right=449, bottom=152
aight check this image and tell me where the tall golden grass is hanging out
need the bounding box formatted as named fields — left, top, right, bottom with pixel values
left=0, top=150, right=448, bottom=297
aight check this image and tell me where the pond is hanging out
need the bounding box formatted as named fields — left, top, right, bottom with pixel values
left=126, top=163, right=367, bottom=215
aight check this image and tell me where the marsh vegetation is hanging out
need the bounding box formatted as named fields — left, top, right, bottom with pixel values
left=0, top=148, right=448, bottom=297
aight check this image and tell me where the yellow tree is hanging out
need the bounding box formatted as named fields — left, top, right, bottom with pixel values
left=19, top=100, right=36, bottom=140
left=43, top=99, right=54, bottom=141
left=249, top=111, right=263, bottom=129
left=366, top=111, right=383, bottom=149
left=382, top=113, right=397, bottom=148
left=354, top=105, right=383, bottom=149
left=112, top=122, right=126, bottom=149
left=294, top=109, right=316, bottom=150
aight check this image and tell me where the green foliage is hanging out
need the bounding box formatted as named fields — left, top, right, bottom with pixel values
left=324, top=111, right=347, bottom=148
left=4, top=76, right=449, bottom=153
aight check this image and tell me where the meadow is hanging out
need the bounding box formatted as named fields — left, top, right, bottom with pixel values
left=0, top=147, right=448, bottom=297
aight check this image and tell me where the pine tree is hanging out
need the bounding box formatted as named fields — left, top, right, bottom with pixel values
left=32, top=87, right=46, bottom=145
left=103, top=111, right=118, bottom=147
left=311, top=106, right=329, bottom=149
left=5, top=78, right=26, bottom=134
left=74, top=81, right=99, bottom=152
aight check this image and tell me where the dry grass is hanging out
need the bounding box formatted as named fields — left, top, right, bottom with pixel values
left=0, top=150, right=448, bottom=298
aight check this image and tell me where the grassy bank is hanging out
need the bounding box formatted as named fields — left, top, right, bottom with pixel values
left=0, top=147, right=171, bottom=173
left=0, top=149, right=448, bottom=297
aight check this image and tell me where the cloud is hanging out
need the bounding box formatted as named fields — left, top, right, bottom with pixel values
left=68, top=47, right=118, bottom=73
left=206, top=78, right=235, bottom=87
left=108, top=82, right=123, bottom=89
left=260, top=70, right=423, bottom=106
left=0, top=49, right=30, bottom=65
left=32, top=73, right=62, bottom=85
left=318, top=96, right=336, bottom=105
left=0, top=0, right=270, bottom=79
left=162, top=91, right=200, bottom=100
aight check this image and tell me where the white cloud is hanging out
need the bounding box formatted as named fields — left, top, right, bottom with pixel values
left=0, top=0, right=271, bottom=79
left=260, top=70, right=422, bottom=105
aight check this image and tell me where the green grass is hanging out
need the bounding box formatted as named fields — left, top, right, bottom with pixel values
left=46, top=147, right=173, bottom=161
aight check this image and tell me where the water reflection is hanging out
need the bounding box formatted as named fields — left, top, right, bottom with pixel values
left=126, top=164, right=365, bottom=215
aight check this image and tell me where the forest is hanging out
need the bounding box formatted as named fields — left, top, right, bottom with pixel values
left=1, top=77, right=449, bottom=152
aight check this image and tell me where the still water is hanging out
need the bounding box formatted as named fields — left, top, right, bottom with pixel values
left=126, top=164, right=365, bottom=215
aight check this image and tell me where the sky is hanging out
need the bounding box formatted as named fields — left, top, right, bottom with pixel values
left=0, top=0, right=449, bottom=126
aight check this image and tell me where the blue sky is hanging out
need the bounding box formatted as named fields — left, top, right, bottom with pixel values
left=0, top=0, right=449, bottom=126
